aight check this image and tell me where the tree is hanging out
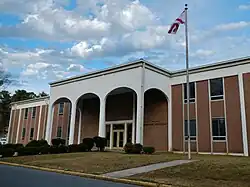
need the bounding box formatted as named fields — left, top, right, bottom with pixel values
left=11, top=90, right=37, bottom=102
left=0, top=69, right=12, bottom=89
left=0, top=91, right=11, bottom=134
left=38, top=91, right=49, bottom=97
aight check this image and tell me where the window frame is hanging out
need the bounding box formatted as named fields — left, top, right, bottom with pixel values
left=58, top=102, right=64, bottom=115
left=30, top=128, right=34, bottom=140
left=24, top=108, right=28, bottom=119
left=22, top=128, right=26, bottom=140
left=212, top=117, right=226, bottom=141
left=57, top=126, right=62, bottom=138
left=183, top=82, right=196, bottom=103
left=32, top=107, right=36, bottom=118
left=184, top=119, right=197, bottom=141
left=210, top=78, right=224, bottom=101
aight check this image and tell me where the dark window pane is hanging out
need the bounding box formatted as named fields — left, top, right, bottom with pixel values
left=212, top=118, right=226, bottom=140
left=219, top=119, right=226, bottom=136
left=184, top=82, right=195, bottom=101
left=22, top=128, right=26, bottom=140
left=57, top=127, right=62, bottom=138
left=59, top=103, right=64, bottom=114
left=24, top=108, right=28, bottom=119
left=212, top=120, right=218, bottom=136
left=210, top=78, right=223, bottom=98
left=30, top=128, right=34, bottom=140
left=32, top=107, right=36, bottom=118
left=185, top=120, right=196, bottom=137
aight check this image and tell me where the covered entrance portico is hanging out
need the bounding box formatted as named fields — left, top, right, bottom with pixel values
left=105, top=120, right=133, bottom=149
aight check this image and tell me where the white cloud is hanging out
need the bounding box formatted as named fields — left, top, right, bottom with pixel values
left=191, top=49, right=215, bottom=57
left=214, top=21, right=250, bottom=31
left=239, top=4, right=250, bottom=10
left=67, top=64, right=85, bottom=72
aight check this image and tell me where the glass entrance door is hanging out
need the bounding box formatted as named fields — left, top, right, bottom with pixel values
left=113, top=130, right=124, bottom=148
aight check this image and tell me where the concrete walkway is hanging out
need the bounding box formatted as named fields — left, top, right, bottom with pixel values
left=102, top=160, right=196, bottom=178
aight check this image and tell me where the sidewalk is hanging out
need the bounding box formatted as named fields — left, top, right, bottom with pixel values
left=102, top=159, right=196, bottom=178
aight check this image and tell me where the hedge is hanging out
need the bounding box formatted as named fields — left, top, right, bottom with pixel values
left=124, top=143, right=155, bottom=154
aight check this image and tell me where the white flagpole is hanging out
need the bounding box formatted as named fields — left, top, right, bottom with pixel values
left=184, top=4, right=191, bottom=160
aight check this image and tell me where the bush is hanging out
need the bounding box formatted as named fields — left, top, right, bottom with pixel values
left=0, top=148, right=15, bottom=157
left=39, top=145, right=50, bottom=154
left=68, top=144, right=80, bottom=153
left=82, top=138, right=94, bottom=151
left=143, top=147, right=155, bottom=154
left=132, top=143, right=143, bottom=154
left=17, top=147, right=40, bottom=156
left=124, top=142, right=133, bottom=154
left=26, top=140, right=39, bottom=147
left=49, top=146, right=60, bottom=154
left=37, top=139, right=49, bottom=147
left=93, top=136, right=106, bottom=151
left=51, top=138, right=66, bottom=146
left=78, top=143, right=87, bottom=152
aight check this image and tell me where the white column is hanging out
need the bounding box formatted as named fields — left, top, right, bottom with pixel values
left=110, top=124, right=113, bottom=149
left=132, top=92, right=136, bottom=144
left=78, top=109, right=82, bottom=144
left=36, top=106, right=43, bottom=140
left=7, top=107, right=14, bottom=143
left=98, top=97, right=106, bottom=137
left=124, top=123, right=127, bottom=146
left=238, top=73, right=249, bottom=156
left=45, top=104, right=54, bottom=144
left=69, top=101, right=77, bottom=145
left=15, top=109, right=22, bottom=143
left=136, top=93, right=143, bottom=144
left=168, top=89, right=172, bottom=152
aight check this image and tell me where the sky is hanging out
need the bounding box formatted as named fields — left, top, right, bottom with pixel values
left=1, top=0, right=250, bottom=94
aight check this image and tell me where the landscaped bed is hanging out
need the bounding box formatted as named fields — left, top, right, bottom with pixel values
left=1, top=151, right=184, bottom=174
left=128, top=154, right=250, bottom=187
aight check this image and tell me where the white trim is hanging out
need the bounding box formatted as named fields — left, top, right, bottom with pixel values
left=208, top=79, right=213, bottom=153
left=168, top=86, right=172, bottom=151
left=15, top=109, right=22, bottom=143
left=78, top=108, right=82, bottom=144
left=238, top=73, right=249, bottom=156
left=69, top=101, right=76, bottom=145
left=132, top=92, right=136, bottom=144
left=36, top=106, right=43, bottom=140
left=10, top=109, right=17, bottom=143
left=7, top=108, right=14, bottom=143
left=105, top=120, right=133, bottom=125
left=98, top=97, right=106, bottom=138
left=110, top=124, right=113, bottom=149
left=140, top=62, right=145, bottom=144
left=222, top=77, right=229, bottom=154
left=12, top=100, right=49, bottom=110
left=195, top=82, right=198, bottom=152
left=124, top=123, right=127, bottom=147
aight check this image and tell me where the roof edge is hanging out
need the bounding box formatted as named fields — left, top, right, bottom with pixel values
left=10, top=96, right=50, bottom=106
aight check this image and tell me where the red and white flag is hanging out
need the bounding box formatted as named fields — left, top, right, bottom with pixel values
left=168, top=10, right=186, bottom=34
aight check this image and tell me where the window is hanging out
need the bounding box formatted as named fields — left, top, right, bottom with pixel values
left=58, top=103, right=64, bottom=115
left=210, top=78, right=224, bottom=100
left=24, top=108, right=28, bottom=119
left=30, top=128, right=34, bottom=140
left=184, top=119, right=196, bottom=140
left=57, top=127, right=62, bottom=138
left=212, top=118, right=226, bottom=141
left=184, top=82, right=195, bottom=103
left=32, top=107, right=36, bottom=118
left=22, top=128, right=26, bottom=140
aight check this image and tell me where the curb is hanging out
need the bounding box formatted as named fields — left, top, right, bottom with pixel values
left=0, top=161, right=171, bottom=187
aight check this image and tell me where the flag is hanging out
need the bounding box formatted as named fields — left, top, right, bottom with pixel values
left=168, top=10, right=186, bottom=34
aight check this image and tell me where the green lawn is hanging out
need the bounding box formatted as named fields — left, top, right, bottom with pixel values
left=0, top=151, right=184, bottom=174
left=128, top=154, right=250, bottom=187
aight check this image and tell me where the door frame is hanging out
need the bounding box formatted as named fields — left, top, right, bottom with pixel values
left=113, top=129, right=125, bottom=148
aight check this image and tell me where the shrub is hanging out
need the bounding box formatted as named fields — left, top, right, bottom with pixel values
left=132, top=143, right=143, bottom=154
left=58, top=145, right=68, bottom=153
left=124, top=142, right=133, bottom=154
left=3, top=143, right=24, bottom=152
left=26, top=140, right=39, bottom=147
left=78, top=143, right=87, bottom=152
left=68, top=144, right=80, bottom=153
left=82, top=138, right=94, bottom=151
left=51, top=138, right=66, bottom=146
left=49, top=146, right=60, bottom=154
left=0, top=148, right=15, bottom=157
left=143, top=147, right=155, bottom=154
left=93, top=136, right=106, bottom=151
left=37, top=139, right=49, bottom=147
left=16, top=147, right=40, bottom=156
left=39, top=145, right=50, bottom=154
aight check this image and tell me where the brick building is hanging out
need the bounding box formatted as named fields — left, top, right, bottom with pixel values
left=7, top=57, right=250, bottom=156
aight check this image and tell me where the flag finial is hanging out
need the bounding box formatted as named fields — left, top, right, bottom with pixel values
left=185, top=4, right=188, bottom=10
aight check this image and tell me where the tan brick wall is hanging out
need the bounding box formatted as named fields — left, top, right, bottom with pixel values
left=224, top=76, right=243, bottom=153
left=243, top=73, right=250, bottom=155
left=197, top=80, right=211, bottom=152
left=144, top=89, right=168, bottom=151
left=172, top=84, right=183, bottom=151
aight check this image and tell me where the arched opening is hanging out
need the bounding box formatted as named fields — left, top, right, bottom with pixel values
left=76, top=93, right=100, bottom=144
left=105, top=87, right=137, bottom=149
left=51, top=97, right=72, bottom=145
left=144, top=88, right=168, bottom=151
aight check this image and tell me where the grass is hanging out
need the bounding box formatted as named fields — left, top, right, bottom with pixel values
left=0, top=151, right=184, bottom=174
left=128, top=154, right=250, bottom=187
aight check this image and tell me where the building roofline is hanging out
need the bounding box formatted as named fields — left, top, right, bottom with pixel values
left=171, top=56, right=250, bottom=76
left=49, top=56, right=250, bottom=87
left=10, top=96, right=50, bottom=106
